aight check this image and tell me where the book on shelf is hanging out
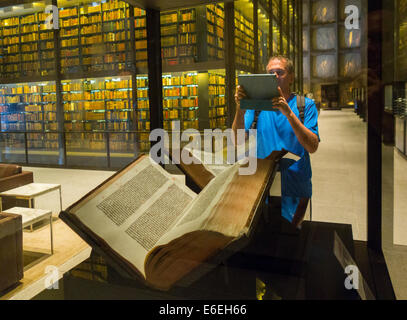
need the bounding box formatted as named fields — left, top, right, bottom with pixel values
left=60, top=152, right=280, bottom=291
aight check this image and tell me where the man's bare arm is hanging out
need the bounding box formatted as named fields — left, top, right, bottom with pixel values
left=272, top=87, right=319, bottom=154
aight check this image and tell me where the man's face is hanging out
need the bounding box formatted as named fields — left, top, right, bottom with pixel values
left=266, top=58, right=294, bottom=93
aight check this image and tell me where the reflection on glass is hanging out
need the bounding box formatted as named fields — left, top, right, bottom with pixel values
left=258, top=4, right=269, bottom=70
left=234, top=0, right=255, bottom=69
left=313, top=55, right=336, bottom=78
left=303, top=30, right=309, bottom=52
left=272, top=20, right=280, bottom=54
left=341, top=53, right=361, bottom=77
left=303, top=56, right=310, bottom=79
left=206, top=3, right=225, bottom=61
left=340, top=27, right=361, bottom=48
left=313, top=27, right=336, bottom=50
left=398, top=1, right=407, bottom=74
left=303, top=1, right=309, bottom=25
left=312, top=0, right=336, bottom=24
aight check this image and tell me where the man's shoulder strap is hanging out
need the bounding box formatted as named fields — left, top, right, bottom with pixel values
left=250, top=110, right=261, bottom=129
left=296, top=94, right=306, bottom=124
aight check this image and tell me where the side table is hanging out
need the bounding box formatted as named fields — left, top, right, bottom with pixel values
left=0, top=183, right=62, bottom=222
left=2, top=207, right=53, bottom=270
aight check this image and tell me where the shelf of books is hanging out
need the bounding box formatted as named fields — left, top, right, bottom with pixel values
left=162, top=72, right=199, bottom=131
left=206, top=3, right=225, bottom=61
left=0, top=81, right=57, bottom=160
left=161, top=8, right=197, bottom=66
left=234, top=8, right=255, bottom=70
left=62, top=76, right=133, bottom=154
left=0, top=11, right=55, bottom=80
left=208, top=71, right=227, bottom=129
left=135, top=74, right=150, bottom=153
left=59, top=0, right=132, bottom=75
left=134, top=8, right=147, bottom=70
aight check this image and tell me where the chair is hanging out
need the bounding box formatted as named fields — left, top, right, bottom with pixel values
left=0, top=164, right=33, bottom=211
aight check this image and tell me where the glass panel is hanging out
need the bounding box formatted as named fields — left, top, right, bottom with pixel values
left=339, top=27, right=361, bottom=48
left=303, top=1, right=309, bottom=25
left=312, top=54, right=336, bottom=78
left=312, top=27, right=336, bottom=50
left=65, top=132, right=108, bottom=168
left=109, top=132, right=137, bottom=169
left=27, top=132, right=60, bottom=165
left=303, top=30, right=309, bottom=52
left=0, top=132, right=26, bottom=163
left=340, top=53, right=361, bottom=78
left=303, top=56, right=310, bottom=79
left=312, top=0, right=336, bottom=24
left=0, top=81, right=58, bottom=164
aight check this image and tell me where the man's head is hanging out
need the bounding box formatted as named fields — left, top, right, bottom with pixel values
left=266, top=55, right=294, bottom=95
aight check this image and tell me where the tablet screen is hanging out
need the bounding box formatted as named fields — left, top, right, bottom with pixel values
left=238, top=74, right=279, bottom=100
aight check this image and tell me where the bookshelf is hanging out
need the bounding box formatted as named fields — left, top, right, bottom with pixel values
left=0, top=10, right=55, bottom=79
left=208, top=71, right=227, bottom=129
left=206, top=3, right=225, bottom=60
left=0, top=81, right=57, bottom=150
left=162, top=72, right=199, bottom=131
left=134, top=7, right=147, bottom=69
left=234, top=7, right=255, bottom=70
left=62, top=76, right=133, bottom=152
left=160, top=8, right=197, bottom=66
left=59, top=1, right=132, bottom=74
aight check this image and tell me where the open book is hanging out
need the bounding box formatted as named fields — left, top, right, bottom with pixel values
left=60, top=153, right=280, bottom=291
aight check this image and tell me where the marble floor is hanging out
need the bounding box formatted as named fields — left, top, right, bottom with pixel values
left=22, top=109, right=407, bottom=299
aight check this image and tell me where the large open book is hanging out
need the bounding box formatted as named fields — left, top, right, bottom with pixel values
left=60, top=153, right=280, bottom=291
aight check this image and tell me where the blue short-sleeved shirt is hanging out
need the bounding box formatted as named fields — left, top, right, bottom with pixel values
left=244, top=95, right=320, bottom=221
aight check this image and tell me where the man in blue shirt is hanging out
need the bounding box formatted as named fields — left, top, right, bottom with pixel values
left=232, top=55, right=320, bottom=228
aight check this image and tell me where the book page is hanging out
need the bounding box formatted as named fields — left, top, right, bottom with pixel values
left=184, top=146, right=231, bottom=176
left=72, top=156, right=196, bottom=278
left=154, top=163, right=239, bottom=248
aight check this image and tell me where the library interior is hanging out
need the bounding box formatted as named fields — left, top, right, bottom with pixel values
left=0, top=0, right=406, bottom=301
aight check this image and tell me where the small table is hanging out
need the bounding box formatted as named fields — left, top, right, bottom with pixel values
left=2, top=207, right=53, bottom=256
left=0, top=183, right=62, bottom=218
